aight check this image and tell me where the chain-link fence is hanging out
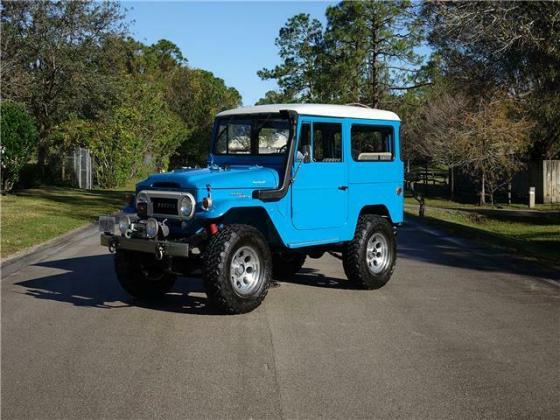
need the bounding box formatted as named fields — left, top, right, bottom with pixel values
left=61, top=147, right=93, bottom=189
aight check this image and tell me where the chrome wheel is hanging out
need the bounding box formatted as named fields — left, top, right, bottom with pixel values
left=230, top=245, right=262, bottom=296
left=366, top=232, right=390, bottom=274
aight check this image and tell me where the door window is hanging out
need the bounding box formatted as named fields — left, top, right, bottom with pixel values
left=312, top=122, right=342, bottom=162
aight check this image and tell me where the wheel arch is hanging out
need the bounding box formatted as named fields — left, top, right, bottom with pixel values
left=219, top=206, right=284, bottom=249
left=358, top=204, right=393, bottom=224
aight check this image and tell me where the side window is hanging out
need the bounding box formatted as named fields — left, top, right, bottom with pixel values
left=351, top=125, right=393, bottom=161
left=313, top=122, right=342, bottom=162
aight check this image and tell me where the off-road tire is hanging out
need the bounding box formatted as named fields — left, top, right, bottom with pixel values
left=342, top=215, right=396, bottom=289
left=203, top=224, right=272, bottom=314
left=272, top=252, right=306, bottom=279
left=114, top=250, right=176, bottom=299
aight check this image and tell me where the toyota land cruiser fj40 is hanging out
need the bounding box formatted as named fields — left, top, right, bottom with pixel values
left=100, top=104, right=404, bottom=314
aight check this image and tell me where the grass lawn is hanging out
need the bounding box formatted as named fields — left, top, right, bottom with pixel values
left=405, top=205, right=560, bottom=265
left=1, top=186, right=133, bottom=258
left=404, top=196, right=560, bottom=212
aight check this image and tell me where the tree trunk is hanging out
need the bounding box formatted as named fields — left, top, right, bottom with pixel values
left=370, top=60, right=378, bottom=107
left=369, top=19, right=379, bottom=107
left=352, top=41, right=360, bottom=102
left=424, top=163, right=428, bottom=194
left=37, top=143, right=48, bottom=178
left=480, top=171, right=486, bottom=206
left=449, top=167, right=455, bottom=201
left=37, top=126, right=50, bottom=179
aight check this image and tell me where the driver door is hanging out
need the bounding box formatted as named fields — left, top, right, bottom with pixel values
left=291, top=119, right=348, bottom=230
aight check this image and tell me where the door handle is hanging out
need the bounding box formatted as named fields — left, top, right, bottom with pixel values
left=338, top=185, right=348, bottom=191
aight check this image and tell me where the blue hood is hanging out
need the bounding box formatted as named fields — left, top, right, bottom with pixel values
left=136, top=165, right=280, bottom=191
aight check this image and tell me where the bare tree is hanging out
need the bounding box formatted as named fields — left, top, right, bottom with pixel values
left=458, top=96, right=533, bottom=205
left=406, top=92, right=470, bottom=199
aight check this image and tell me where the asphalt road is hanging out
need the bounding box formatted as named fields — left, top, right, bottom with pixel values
left=2, top=221, right=559, bottom=419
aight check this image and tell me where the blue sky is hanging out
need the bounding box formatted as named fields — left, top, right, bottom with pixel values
left=126, top=1, right=337, bottom=106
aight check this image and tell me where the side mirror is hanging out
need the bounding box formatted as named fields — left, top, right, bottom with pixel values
left=295, top=145, right=311, bottom=164
left=302, top=145, right=311, bottom=163
left=292, top=148, right=309, bottom=184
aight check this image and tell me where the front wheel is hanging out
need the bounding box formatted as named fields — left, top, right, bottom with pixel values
left=203, top=224, right=272, bottom=314
left=114, top=250, right=176, bottom=299
left=342, top=215, right=396, bottom=289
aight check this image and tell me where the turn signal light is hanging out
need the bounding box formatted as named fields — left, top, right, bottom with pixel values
left=202, top=196, right=213, bottom=211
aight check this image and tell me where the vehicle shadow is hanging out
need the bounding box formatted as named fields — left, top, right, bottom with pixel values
left=281, top=267, right=357, bottom=290
left=14, top=254, right=359, bottom=315
left=13, top=254, right=222, bottom=315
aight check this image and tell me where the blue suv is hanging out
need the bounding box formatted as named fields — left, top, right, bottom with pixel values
left=100, top=104, right=404, bottom=313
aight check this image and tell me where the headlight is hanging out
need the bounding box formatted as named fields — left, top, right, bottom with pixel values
left=146, top=218, right=159, bottom=238
left=118, top=215, right=131, bottom=235
left=179, top=194, right=195, bottom=219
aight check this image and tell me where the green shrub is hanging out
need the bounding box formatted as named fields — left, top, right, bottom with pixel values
left=1, top=102, right=38, bottom=193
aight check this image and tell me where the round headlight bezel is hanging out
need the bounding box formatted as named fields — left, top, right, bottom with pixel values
left=118, top=215, right=131, bottom=235
left=179, top=193, right=195, bottom=219
left=145, top=217, right=159, bottom=239
left=136, top=191, right=149, bottom=217
left=136, top=191, right=148, bottom=204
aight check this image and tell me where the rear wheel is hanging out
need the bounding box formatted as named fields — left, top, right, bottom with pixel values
left=203, top=224, right=272, bottom=314
left=343, top=215, right=396, bottom=289
left=114, top=250, right=176, bottom=299
left=272, top=252, right=306, bottom=279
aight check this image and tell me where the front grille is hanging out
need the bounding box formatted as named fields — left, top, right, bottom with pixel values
left=152, top=197, right=178, bottom=215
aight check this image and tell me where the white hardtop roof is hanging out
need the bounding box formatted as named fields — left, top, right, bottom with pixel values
left=217, top=103, right=400, bottom=122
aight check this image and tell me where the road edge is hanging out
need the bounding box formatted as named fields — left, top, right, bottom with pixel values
left=1, top=222, right=98, bottom=278
left=404, top=217, right=560, bottom=288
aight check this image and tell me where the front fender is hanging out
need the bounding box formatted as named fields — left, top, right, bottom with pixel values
left=195, top=191, right=266, bottom=220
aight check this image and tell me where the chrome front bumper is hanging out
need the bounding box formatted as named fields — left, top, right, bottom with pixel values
left=100, top=233, right=190, bottom=258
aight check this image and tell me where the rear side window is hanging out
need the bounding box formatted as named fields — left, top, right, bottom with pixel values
left=313, top=122, right=342, bottom=162
left=351, top=125, right=393, bottom=161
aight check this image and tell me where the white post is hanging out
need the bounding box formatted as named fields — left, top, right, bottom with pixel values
left=86, top=150, right=91, bottom=189
left=529, top=186, right=535, bottom=209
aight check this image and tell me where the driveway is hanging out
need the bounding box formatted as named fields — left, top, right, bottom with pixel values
left=2, top=221, right=559, bottom=419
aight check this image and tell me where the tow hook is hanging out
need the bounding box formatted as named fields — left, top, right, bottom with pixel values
left=108, top=237, right=118, bottom=254
left=207, top=223, right=219, bottom=236
left=155, top=244, right=165, bottom=261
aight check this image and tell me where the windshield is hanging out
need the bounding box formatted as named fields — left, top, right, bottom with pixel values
left=213, top=115, right=290, bottom=155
